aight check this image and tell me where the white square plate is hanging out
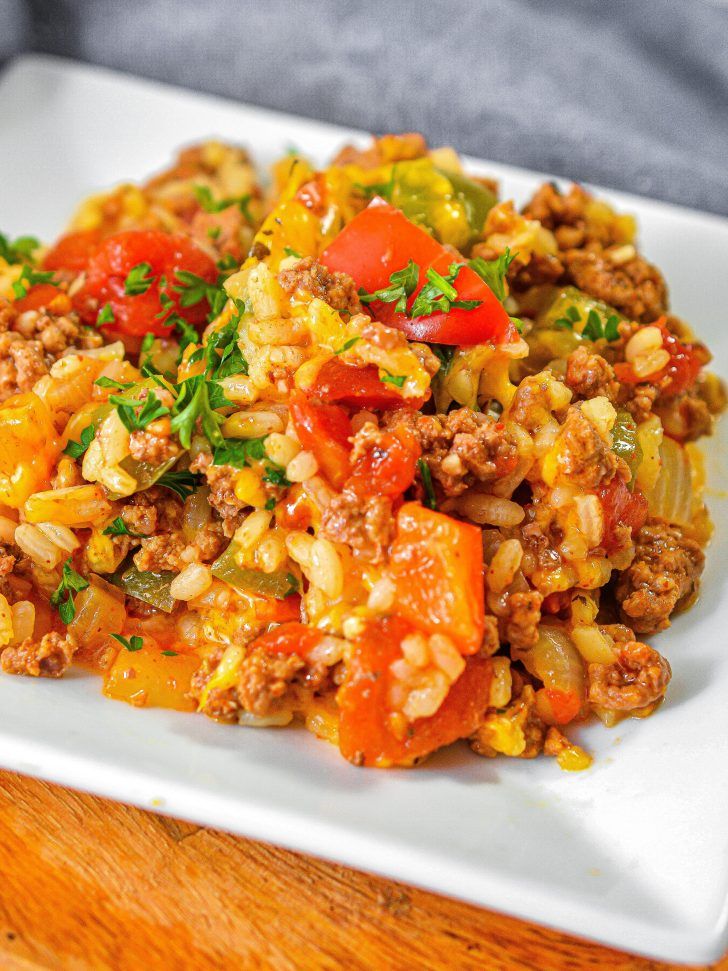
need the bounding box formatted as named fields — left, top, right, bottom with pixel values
left=1, top=55, right=727, bottom=965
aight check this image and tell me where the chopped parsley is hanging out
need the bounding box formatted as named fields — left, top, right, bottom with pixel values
left=334, top=336, right=361, bottom=355
left=359, top=259, right=419, bottom=314
left=124, top=261, right=155, bottom=296
left=102, top=517, right=143, bottom=538
left=11, top=265, right=58, bottom=300
left=161, top=650, right=179, bottom=657
left=418, top=458, right=437, bottom=510
left=169, top=315, right=200, bottom=355
left=110, top=390, right=170, bottom=433
left=285, top=572, right=300, bottom=595
left=111, top=633, right=144, bottom=652
left=582, top=309, right=621, bottom=342
left=265, top=497, right=276, bottom=511
left=468, top=248, right=516, bottom=303
left=0, top=232, right=39, bottom=265
left=97, top=302, right=115, bottom=325
left=95, top=376, right=134, bottom=391
left=193, top=185, right=254, bottom=223
left=283, top=246, right=302, bottom=259
left=212, top=436, right=267, bottom=468
left=50, top=559, right=89, bottom=624
left=263, top=465, right=291, bottom=488
left=216, top=253, right=238, bottom=273
left=409, top=263, right=481, bottom=318
left=431, top=343, right=455, bottom=376
left=380, top=371, right=407, bottom=388
left=156, top=469, right=202, bottom=500
left=553, top=305, right=582, bottom=331
left=170, top=375, right=229, bottom=449
left=204, top=306, right=248, bottom=379
left=63, top=423, right=95, bottom=459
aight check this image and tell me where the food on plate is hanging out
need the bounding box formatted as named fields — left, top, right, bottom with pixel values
left=0, top=134, right=723, bottom=768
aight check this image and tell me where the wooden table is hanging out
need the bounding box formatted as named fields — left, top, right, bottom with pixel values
left=0, top=771, right=724, bottom=971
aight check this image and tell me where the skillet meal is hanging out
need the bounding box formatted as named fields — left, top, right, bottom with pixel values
left=0, top=134, right=723, bottom=768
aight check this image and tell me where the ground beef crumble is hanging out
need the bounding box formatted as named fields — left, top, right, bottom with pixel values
left=278, top=256, right=362, bottom=316
left=565, top=346, right=618, bottom=402
left=615, top=519, right=704, bottom=633
left=587, top=639, right=671, bottom=710
left=320, top=492, right=393, bottom=564
left=387, top=407, right=519, bottom=498
left=503, top=590, right=543, bottom=650
left=1, top=631, right=78, bottom=678
left=556, top=405, right=618, bottom=489
left=190, top=451, right=247, bottom=536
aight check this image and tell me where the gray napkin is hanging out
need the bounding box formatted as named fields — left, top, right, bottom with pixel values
left=9, top=0, right=728, bottom=216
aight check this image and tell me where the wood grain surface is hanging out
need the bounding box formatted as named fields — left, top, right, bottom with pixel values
left=0, top=770, right=723, bottom=971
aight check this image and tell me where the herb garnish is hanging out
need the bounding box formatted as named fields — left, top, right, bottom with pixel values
left=380, top=371, right=407, bottom=388
left=111, top=633, right=144, bottom=652
left=193, top=185, right=254, bottom=224
left=156, top=469, right=202, bottom=500
left=410, top=263, right=481, bottom=318
left=50, top=559, right=89, bottom=624
left=0, top=233, right=39, bottom=265
left=110, top=390, right=170, bottom=433
left=418, top=458, right=437, bottom=510
left=170, top=375, right=229, bottom=449
left=63, top=424, right=95, bottom=459
left=359, top=259, right=419, bottom=314
left=102, top=517, right=143, bottom=538
left=12, top=265, right=58, bottom=300
left=124, top=262, right=155, bottom=296
left=95, top=376, right=135, bottom=391
left=468, top=248, right=516, bottom=303
left=283, top=246, right=302, bottom=259
left=97, top=302, right=115, bottom=325
left=334, top=336, right=361, bottom=355
left=212, top=436, right=267, bottom=468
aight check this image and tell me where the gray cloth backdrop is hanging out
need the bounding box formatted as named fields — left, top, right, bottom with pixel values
left=3, top=0, right=728, bottom=215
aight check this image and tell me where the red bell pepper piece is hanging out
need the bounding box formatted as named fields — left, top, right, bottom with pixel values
left=43, top=229, right=102, bottom=273
left=14, top=283, right=63, bottom=313
left=250, top=621, right=323, bottom=660
left=337, top=615, right=493, bottom=767
left=597, top=476, right=648, bottom=553
left=346, top=426, right=421, bottom=499
left=289, top=391, right=353, bottom=490
left=321, top=199, right=517, bottom=346
left=307, top=357, right=427, bottom=410
left=389, top=502, right=485, bottom=655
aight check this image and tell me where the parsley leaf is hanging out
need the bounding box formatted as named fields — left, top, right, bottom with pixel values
left=102, top=517, right=143, bottom=538
left=334, top=336, right=361, bottom=356
left=63, top=423, right=95, bottom=459
left=216, top=253, right=238, bottom=273
left=110, top=390, right=170, bottom=433
left=468, top=248, right=516, bottom=303
left=283, top=246, right=302, bottom=259
left=50, top=559, right=89, bottom=624
left=173, top=269, right=219, bottom=310
left=111, top=633, right=144, bottom=652
left=212, top=436, right=267, bottom=468
left=168, top=315, right=199, bottom=355
left=95, top=376, right=134, bottom=391
left=156, top=469, right=201, bottom=500
left=161, top=650, right=179, bottom=656
left=97, top=303, right=115, bottom=325
left=431, top=343, right=455, bottom=376
left=263, top=465, right=291, bottom=488
left=418, top=458, right=437, bottom=510
left=124, top=262, right=155, bottom=296
left=264, top=497, right=276, bottom=511
left=170, top=375, right=228, bottom=449
left=0, top=233, right=39, bottom=265
left=205, top=308, right=248, bottom=379
left=193, top=185, right=254, bottom=223
left=604, top=314, right=621, bottom=342
left=359, top=259, right=419, bottom=314
left=380, top=371, right=406, bottom=388
left=410, top=263, right=481, bottom=318
left=12, top=265, right=58, bottom=300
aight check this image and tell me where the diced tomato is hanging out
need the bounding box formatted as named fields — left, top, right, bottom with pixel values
left=346, top=427, right=420, bottom=499
left=321, top=199, right=517, bottom=346
left=274, top=484, right=316, bottom=531
left=43, top=229, right=102, bottom=272
left=289, top=391, right=352, bottom=489
left=250, top=621, right=324, bottom=660
left=389, top=502, right=485, bottom=655
left=544, top=687, right=582, bottom=725
left=80, top=230, right=218, bottom=337
left=254, top=594, right=302, bottom=627
left=614, top=319, right=704, bottom=397
left=337, top=615, right=493, bottom=767
left=14, top=283, right=63, bottom=313
left=307, top=357, right=427, bottom=410
left=597, top=476, right=648, bottom=553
